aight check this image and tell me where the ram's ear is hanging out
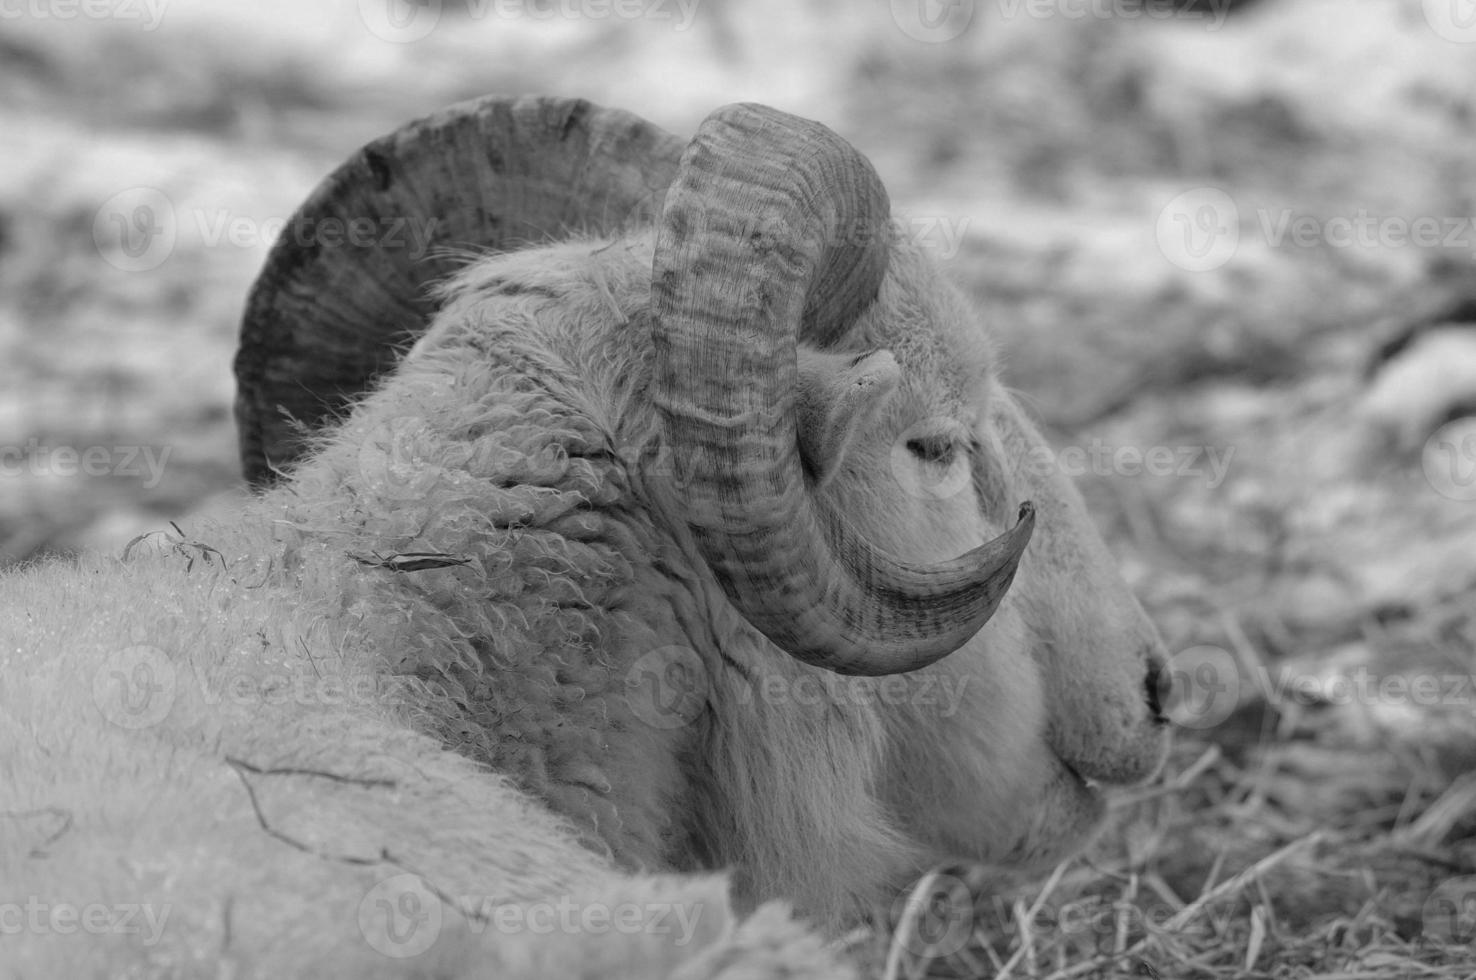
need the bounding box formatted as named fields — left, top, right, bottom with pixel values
left=795, top=348, right=902, bottom=488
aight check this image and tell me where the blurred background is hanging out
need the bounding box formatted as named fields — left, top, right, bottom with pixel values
left=5, top=0, right=1476, bottom=968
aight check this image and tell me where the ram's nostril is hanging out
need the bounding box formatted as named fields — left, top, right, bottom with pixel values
left=1145, top=656, right=1169, bottom=724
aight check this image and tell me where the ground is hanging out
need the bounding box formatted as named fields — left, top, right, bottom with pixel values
left=4, top=1, right=1476, bottom=976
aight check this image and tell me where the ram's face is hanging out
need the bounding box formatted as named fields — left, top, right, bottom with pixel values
left=790, top=240, right=1169, bottom=865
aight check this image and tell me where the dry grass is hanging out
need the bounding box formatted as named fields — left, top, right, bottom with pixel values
left=5, top=1, right=1476, bottom=976
left=870, top=731, right=1476, bottom=978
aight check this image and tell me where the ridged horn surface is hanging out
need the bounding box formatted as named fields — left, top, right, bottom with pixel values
left=235, top=95, right=682, bottom=486
left=651, top=103, right=1034, bottom=676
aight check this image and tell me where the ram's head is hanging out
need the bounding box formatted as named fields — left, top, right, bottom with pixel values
left=236, top=96, right=1170, bottom=914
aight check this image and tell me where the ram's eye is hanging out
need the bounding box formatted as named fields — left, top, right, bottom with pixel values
left=906, top=438, right=957, bottom=467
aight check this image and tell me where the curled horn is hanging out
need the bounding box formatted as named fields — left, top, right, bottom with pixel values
left=235, top=95, right=682, bottom=486
left=651, top=104, right=1034, bottom=677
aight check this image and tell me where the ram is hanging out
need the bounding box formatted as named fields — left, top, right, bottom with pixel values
left=2, top=96, right=1170, bottom=978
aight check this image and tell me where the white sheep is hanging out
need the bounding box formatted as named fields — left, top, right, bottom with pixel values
left=2, top=96, right=1170, bottom=979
